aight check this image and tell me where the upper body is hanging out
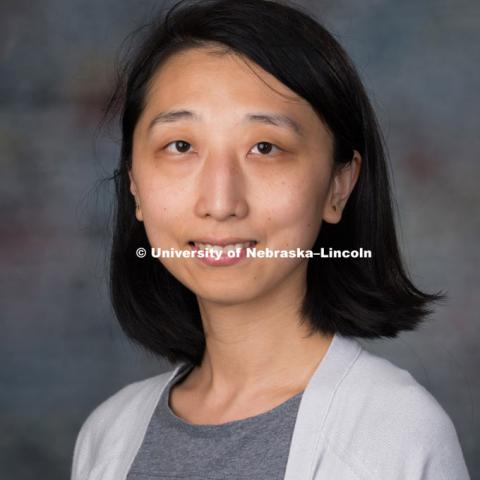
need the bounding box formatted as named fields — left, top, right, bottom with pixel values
left=71, top=334, right=470, bottom=480
left=82, top=2, right=471, bottom=479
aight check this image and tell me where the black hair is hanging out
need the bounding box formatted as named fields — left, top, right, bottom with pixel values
left=103, top=0, right=443, bottom=366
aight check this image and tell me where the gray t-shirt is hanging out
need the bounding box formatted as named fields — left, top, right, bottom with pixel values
left=126, top=363, right=304, bottom=480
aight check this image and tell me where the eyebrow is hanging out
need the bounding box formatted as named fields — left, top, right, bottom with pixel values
left=147, top=109, right=305, bottom=137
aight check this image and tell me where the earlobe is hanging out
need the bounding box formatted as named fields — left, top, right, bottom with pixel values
left=128, top=170, right=144, bottom=222
left=128, top=170, right=137, bottom=196
left=322, top=150, right=362, bottom=224
left=322, top=191, right=343, bottom=224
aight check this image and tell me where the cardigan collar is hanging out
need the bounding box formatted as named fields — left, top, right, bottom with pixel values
left=283, top=333, right=362, bottom=479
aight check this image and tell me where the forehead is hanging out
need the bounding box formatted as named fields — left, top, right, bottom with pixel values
left=143, top=46, right=309, bottom=114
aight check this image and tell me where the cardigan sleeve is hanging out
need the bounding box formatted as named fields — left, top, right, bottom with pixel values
left=413, top=409, right=470, bottom=480
left=69, top=370, right=176, bottom=480
left=70, top=403, right=124, bottom=480
left=69, top=380, right=145, bottom=480
left=71, top=408, right=96, bottom=480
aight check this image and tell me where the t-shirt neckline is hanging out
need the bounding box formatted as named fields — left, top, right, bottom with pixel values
left=161, top=362, right=305, bottom=436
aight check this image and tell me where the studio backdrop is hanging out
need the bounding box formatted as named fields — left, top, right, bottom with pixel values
left=0, top=1, right=478, bottom=479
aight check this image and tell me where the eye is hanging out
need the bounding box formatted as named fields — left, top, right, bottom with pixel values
left=249, top=142, right=282, bottom=156
left=164, top=140, right=192, bottom=154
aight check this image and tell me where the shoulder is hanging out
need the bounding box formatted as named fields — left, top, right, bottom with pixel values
left=323, top=344, right=469, bottom=479
left=350, top=347, right=453, bottom=431
left=71, top=367, right=179, bottom=479
left=81, top=369, right=172, bottom=435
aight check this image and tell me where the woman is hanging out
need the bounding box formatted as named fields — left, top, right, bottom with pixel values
left=71, top=0, right=470, bottom=479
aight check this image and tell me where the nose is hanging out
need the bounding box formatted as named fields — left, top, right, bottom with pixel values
left=194, top=152, right=249, bottom=220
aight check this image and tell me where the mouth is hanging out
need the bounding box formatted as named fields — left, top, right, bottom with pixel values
left=188, top=239, right=257, bottom=254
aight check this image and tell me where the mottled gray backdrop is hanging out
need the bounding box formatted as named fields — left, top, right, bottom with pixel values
left=1, top=0, right=479, bottom=478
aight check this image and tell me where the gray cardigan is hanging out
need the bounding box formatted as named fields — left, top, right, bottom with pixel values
left=71, top=334, right=470, bottom=480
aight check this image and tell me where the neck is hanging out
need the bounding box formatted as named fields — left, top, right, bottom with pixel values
left=190, top=266, right=333, bottom=399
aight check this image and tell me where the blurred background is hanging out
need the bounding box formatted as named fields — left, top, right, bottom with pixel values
left=1, top=0, right=478, bottom=478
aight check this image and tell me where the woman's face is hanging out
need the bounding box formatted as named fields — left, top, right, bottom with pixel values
left=130, top=45, right=356, bottom=305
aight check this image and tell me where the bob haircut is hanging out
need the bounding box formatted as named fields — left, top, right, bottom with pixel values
left=104, top=0, right=442, bottom=366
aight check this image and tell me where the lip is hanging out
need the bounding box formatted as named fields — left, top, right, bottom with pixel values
left=189, top=241, right=256, bottom=267
left=189, top=238, right=257, bottom=247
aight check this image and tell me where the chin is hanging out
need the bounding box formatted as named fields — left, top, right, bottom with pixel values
left=191, top=282, right=265, bottom=306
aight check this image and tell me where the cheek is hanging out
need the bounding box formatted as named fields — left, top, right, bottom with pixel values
left=259, top=175, right=328, bottom=249
left=138, top=179, right=189, bottom=245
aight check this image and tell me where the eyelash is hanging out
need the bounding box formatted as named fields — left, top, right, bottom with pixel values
left=162, top=140, right=283, bottom=156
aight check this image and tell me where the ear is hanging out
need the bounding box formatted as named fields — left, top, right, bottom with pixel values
left=128, top=170, right=143, bottom=222
left=322, top=150, right=362, bottom=224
